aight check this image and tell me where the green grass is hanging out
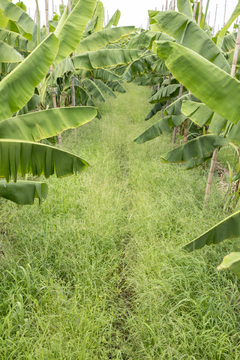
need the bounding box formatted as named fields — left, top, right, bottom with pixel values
left=1, top=83, right=240, bottom=359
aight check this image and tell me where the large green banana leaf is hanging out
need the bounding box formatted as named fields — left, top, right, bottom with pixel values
left=181, top=101, right=227, bottom=134
left=161, top=134, right=220, bottom=163
left=0, top=0, right=37, bottom=41
left=83, top=79, right=105, bottom=101
left=94, top=79, right=116, bottom=98
left=217, top=0, right=240, bottom=47
left=0, top=139, right=89, bottom=182
left=0, top=8, right=8, bottom=28
left=127, top=31, right=174, bottom=50
left=0, top=28, right=34, bottom=52
left=145, top=103, right=166, bottom=120
left=133, top=75, right=163, bottom=87
left=48, top=57, right=75, bottom=86
left=76, top=26, right=135, bottom=53
left=154, top=41, right=240, bottom=125
left=106, top=81, right=126, bottom=93
left=92, top=68, right=120, bottom=81
left=152, top=11, right=230, bottom=73
left=222, top=32, right=237, bottom=53
left=149, top=84, right=180, bottom=104
left=0, top=40, right=23, bottom=62
left=54, top=0, right=97, bottom=64
left=75, top=86, right=94, bottom=106
left=177, top=0, right=192, bottom=18
left=164, top=93, right=199, bottom=116
left=135, top=114, right=186, bottom=144
left=0, top=34, right=59, bottom=121
left=183, top=210, right=240, bottom=252
left=105, top=9, right=121, bottom=28
left=217, top=252, right=240, bottom=279
left=0, top=107, right=97, bottom=141
left=0, top=180, right=48, bottom=205
left=72, top=49, right=140, bottom=70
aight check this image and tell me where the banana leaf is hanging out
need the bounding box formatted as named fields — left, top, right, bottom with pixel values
left=48, top=57, right=75, bottom=86
left=182, top=156, right=212, bottom=170
left=0, top=180, right=48, bottom=205
left=106, top=81, right=126, bottom=93
left=54, top=0, right=97, bottom=64
left=0, top=34, right=59, bottom=121
left=0, top=139, right=89, bottom=182
left=222, top=32, right=237, bottom=53
left=217, top=1, right=240, bottom=47
left=0, top=0, right=37, bottom=41
left=92, top=68, right=120, bottom=81
left=217, top=252, right=240, bottom=279
left=0, top=107, right=97, bottom=141
left=0, top=28, right=35, bottom=52
left=0, top=40, right=23, bottom=62
left=94, top=79, right=116, bottom=98
left=154, top=41, right=240, bottom=125
left=83, top=79, right=105, bottom=101
left=77, top=26, right=135, bottom=53
left=134, top=116, right=173, bottom=144
left=149, top=84, right=180, bottom=103
left=177, top=0, right=192, bottom=18
left=165, top=93, right=200, bottom=116
left=161, top=134, right=220, bottom=163
left=72, top=49, right=140, bottom=70
left=133, top=75, right=163, bottom=87
left=152, top=11, right=230, bottom=73
left=105, top=9, right=121, bottom=28
left=127, top=31, right=174, bottom=50
left=17, top=94, right=41, bottom=116
left=184, top=210, right=240, bottom=252
left=75, top=86, right=94, bottom=106
left=145, top=103, right=166, bottom=120
left=182, top=101, right=228, bottom=134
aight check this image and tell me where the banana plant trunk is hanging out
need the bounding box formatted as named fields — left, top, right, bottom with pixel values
left=198, top=0, right=202, bottom=26
left=204, top=22, right=240, bottom=206
left=45, top=0, right=62, bottom=146
left=173, top=84, right=183, bottom=144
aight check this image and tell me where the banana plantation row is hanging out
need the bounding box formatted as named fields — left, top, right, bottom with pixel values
left=1, top=0, right=240, bottom=279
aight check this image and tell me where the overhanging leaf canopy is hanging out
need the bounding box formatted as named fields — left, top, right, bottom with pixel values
left=0, top=139, right=89, bottom=182
left=154, top=41, right=240, bottom=125
left=0, top=107, right=97, bottom=142
left=0, top=40, right=23, bottom=62
left=0, top=181, right=48, bottom=205
left=0, top=33, right=59, bottom=121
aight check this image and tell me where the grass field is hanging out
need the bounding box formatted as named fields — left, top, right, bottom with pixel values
left=1, top=83, right=240, bottom=359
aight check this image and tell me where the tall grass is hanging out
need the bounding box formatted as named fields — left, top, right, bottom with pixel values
left=0, top=83, right=240, bottom=359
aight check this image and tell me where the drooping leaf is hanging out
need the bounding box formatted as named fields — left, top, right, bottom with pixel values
left=149, top=84, right=180, bottom=104
left=0, top=34, right=59, bottom=121
left=0, top=40, right=23, bottom=63
left=127, top=30, right=174, bottom=50
left=153, top=11, right=230, bottom=73
left=0, top=181, right=48, bottom=205
left=77, top=26, right=135, bottom=53
left=54, top=0, right=97, bottom=64
left=0, top=28, right=35, bottom=52
left=105, top=9, right=121, bottom=28
left=94, top=79, right=116, bottom=98
left=184, top=210, right=240, bottom=252
left=92, top=68, right=120, bottom=81
left=106, top=81, right=126, bottom=93
left=161, top=134, right=220, bottom=163
left=133, top=75, right=163, bottom=87
left=181, top=101, right=228, bottom=135
left=72, top=49, right=140, bottom=70
left=134, top=116, right=172, bottom=144
left=83, top=79, right=105, bottom=101
left=48, top=57, right=75, bottom=86
left=217, top=252, right=240, bottom=278
left=154, top=41, right=240, bottom=124
left=0, top=139, right=89, bottom=182
left=145, top=103, right=166, bottom=120
left=0, top=107, right=97, bottom=141
left=177, top=0, right=193, bottom=18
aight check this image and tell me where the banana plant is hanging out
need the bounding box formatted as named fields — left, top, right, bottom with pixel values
left=0, top=33, right=97, bottom=205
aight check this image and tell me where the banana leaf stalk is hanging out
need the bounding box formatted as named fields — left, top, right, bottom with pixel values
left=193, top=0, right=198, bottom=21
left=173, top=84, right=183, bottom=144
left=68, top=0, right=77, bottom=137
left=45, top=0, right=62, bottom=146
left=198, top=0, right=203, bottom=26
left=204, top=22, right=240, bottom=206
left=213, top=4, right=218, bottom=36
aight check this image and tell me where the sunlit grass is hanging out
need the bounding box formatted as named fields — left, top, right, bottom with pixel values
left=0, top=83, right=240, bottom=359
